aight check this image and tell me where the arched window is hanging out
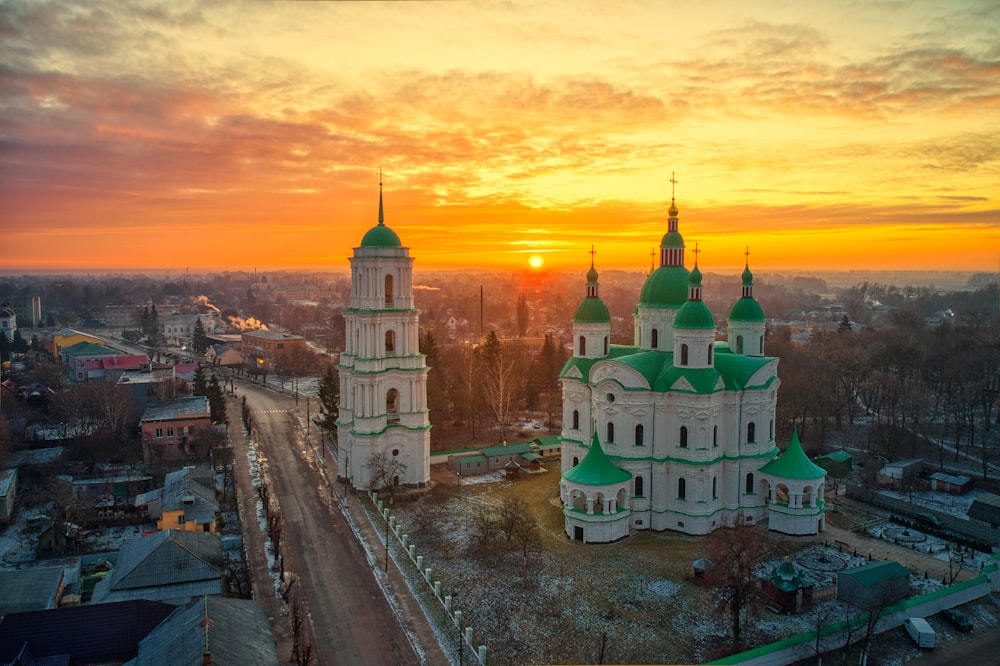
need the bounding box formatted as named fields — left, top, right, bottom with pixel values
left=769, top=419, right=774, bottom=440
left=607, top=422, right=615, bottom=443
left=651, top=329, right=659, bottom=349
left=572, top=456, right=579, bottom=467
left=745, top=473, right=754, bottom=494
left=747, top=422, right=756, bottom=443
left=572, top=410, right=580, bottom=430
left=635, top=476, right=644, bottom=497
left=713, top=425, right=718, bottom=447
left=712, top=477, right=717, bottom=499
left=707, top=344, right=713, bottom=364
left=604, top=336, right=609, bottom=355
left=635, top=424, right=644, bottom=446
left=579, top=335, right=586, bottom=356
left=385, top=329, right=396, bottom=353
left=677, top=477, right=686, bottom=499
left=735, top=335, right=743, bottom=354
left=386, top=388, right=399, bottom=422
left=680, top=344, right=689, bottom=365
left=759, top=334, right=764, bottom=352
left=384, top=274, right=394, bottom=307
left=679, top=426, right=688, bottom=448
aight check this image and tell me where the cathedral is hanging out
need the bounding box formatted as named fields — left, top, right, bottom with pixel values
left=336, top=182, right=431, bottom=490
left=559, top=190, right=826, bottom=543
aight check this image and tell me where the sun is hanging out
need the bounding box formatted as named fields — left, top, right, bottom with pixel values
left=528, top=254, right=544, bottom=269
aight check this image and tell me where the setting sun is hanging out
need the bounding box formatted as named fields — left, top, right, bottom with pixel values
left=528, top=255, right=545, bottom=269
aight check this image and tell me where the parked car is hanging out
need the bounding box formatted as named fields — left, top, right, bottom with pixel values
left=903, top=617, right=936, bottom=648
left=942, top=608, right=973, bottom=632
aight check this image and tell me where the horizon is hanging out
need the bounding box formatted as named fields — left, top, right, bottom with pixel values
left=1, top=1, right=997, bottom=274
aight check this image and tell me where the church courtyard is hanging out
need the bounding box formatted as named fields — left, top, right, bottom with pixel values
left=384, top=462, right=983, bottom=665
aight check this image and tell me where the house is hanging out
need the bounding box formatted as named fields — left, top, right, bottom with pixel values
left=207, top=343, right=242, bottom=367
left=61, top=340, right=148, bottom=383
left=877, top=458, right=923, bottom=490
left=136, top=466, right=218, bottom=533
left=162, top=313, right=218, bottom=342
left=447, top=441, right=538, bottom=477
left=241, top=330, right=307, bottom=372
left=0, top=468, right=16, bottom=524
left=762, top=558, right=816, bottom=613
left=0, top=567, right=66, bottom=618
left=57, top=470, right=153, bottom=512
left=0, top=599, right=175, bottom=664
left=140, top=396, right=212, bottom=464
left=836, top=560, right=910, bottom=609
left=42, top=328, right=103, bottom=361
left=90, top=529, right=224, bottom=605
left=128, top=595, right=279, bottom=665
left=968, top=493, right=1000, bottom=527
left=929, top=472, right=972, bottom=495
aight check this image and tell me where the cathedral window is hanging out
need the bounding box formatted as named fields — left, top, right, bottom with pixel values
left=769, top=419, right=774, bottom=440
left=707, top=343, right=713, bottom=364
left=747, top=422, right=756, bottom=443
left=713, top=425, right=718, bottom=447
left=680, top=344, right=689, bottom=365
left=677, top=477, right=686, bottom=499
left=735, top=335, right=743, bottom=354
left=572, top=410, right=579, bottom=430
left=679, top=426, right=688, bottom=448
left=579, top=335, right=586, bottom=356
left=635, top=476, right=644, bottom=497
left=573, top=456, right=579, bottom=467
left=712, top=477, right=717, bottom=499
left=759, top=334, right=764, bottom=352
left=746, top=473, right=754, bottom=494
left=651, top=328, right=659, bottom=349
left=634, top=424, right=644, bottom=446
left=384, top=274, right=394, bottom=307
left=386, top=389, right=400, bottom=422
left=385, top=329, right=396, bottom=353
left=606, top=422, right=615, bottom=443
left=604, top=336, right=609, bottom=355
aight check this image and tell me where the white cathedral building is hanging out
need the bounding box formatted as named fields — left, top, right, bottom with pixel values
left=559, top=194, right=826, bottom=543
left=336, top=183, right=431, bottom=490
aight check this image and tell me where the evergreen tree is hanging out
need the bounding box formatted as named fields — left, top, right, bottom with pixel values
left=316, top=364, right=339, bottom=441
left=191, top=318, right=209, bottom=355
left=193, top=366, right=208, bottom=396
left=516, top=293, right=530, bottom=337
left=421, top=330, right=448, bottom=422
left=838, top=315, right=852, bottom=334
left=11, top=329, right=28, bottom=354
left=30, top=334, right=43, bottom=353
left=0, top=334, right=9, bottom=363
left=207, top=374, right=227, bottom=424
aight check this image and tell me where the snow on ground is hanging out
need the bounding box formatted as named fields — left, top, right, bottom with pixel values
left=880, top=486, right=990, bottom=517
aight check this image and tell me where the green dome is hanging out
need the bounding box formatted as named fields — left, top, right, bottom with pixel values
left=360, top=223, right=402, bottom=248
left=742, top=264, right=754, bottom=284
left=728, top=297, right=766, bottom=322
left=674, top=299, right=715, bottom=329
left=574, top=297, right=611, bottom=323
left=661, top=230, right=684, bottom=248
left=564, top=432, right=632, bottom=486
left=586, top=265, right=599, bottom=283
left=759, top=428, right=826, bottom=480
left=639, top=266, right=690, bottom=308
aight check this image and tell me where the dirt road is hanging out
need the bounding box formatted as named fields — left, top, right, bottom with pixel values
left=231, top=381, right=436, bottom=665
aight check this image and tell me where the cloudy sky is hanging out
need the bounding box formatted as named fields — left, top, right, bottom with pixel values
left=1, top=0, right=997, bottom=274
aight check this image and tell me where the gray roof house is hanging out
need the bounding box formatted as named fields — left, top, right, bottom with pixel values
left=136, top=466, right=218, bottom=529
left=0, top=567, right=65, bottom=619
left=90, top=529, right=223, bottom=605
left=126, top=596, right=278, bottom=665
left=836, top=560, right=910, bottom=609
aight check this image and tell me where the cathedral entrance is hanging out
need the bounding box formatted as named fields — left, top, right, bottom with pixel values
left=574, top=525, right=584, bottom=541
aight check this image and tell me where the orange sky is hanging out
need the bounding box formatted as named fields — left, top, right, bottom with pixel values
left=1, top=1, right=998, bottom=275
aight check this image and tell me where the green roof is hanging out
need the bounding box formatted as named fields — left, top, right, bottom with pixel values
left=769, top=559, right=813, bottom=592
left=61, top=341, right=120, bottom=356
left=728, top=297, right=766, bottom=322
left=674, top=299, right=715, bottom=329
left=360, top=223, right=402, bottom=248
left=573, top=297, right=611, bottom=323
left=661, top=229, right=684, bottom=248
left=563, top=432, right=632, bottom=486
left=817, top=450, right=853, bottom=463
left=480, top=441, right=534, bottom=457
left=759, top=427, right=826, bottom=480
left=838, top=560, right=909, bottom=587
left=638, top=265, right=689, bottom=308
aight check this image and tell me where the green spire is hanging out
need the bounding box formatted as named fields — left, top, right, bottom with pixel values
left=759, top=426, right=826, bottom=480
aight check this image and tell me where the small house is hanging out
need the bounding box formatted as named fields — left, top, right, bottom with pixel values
left=877, top=459, right=922, bottom=490
left=968, top=493, right=1000, bottom=527
left=929, top=472, right=972, bottom=495
left=837, top=560, right=910, bottom=609
left=762, top=559, right=815, bottom=613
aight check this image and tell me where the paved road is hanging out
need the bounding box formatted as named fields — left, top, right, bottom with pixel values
left=233, top=381, right=426, bottom=665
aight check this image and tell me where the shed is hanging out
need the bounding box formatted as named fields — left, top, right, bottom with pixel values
left=815, top=450, right=852, bottom=476
left=877, top=459, right=922, bottom=489
left=0, top=468, right=16, bottom=523
left=762, top=558, right=815, bottom=614
left=447, top=454, right=489, bottom=477
left=692, top=557, right=713, bottom=586
left=836, top=560, right=910, bottom=609
left=929, top=472, right=972, bottom=495
left=968, top=493, right=1000, bottom=527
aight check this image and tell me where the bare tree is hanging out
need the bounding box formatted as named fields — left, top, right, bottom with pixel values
left=481, top=340, right=522, bottom=443
left=706, top=518, right=784, bottom=654
left=364, top=451, right=408, bottom=501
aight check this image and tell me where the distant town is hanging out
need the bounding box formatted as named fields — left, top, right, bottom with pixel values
left=0, top=262, right=998, bottom=665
